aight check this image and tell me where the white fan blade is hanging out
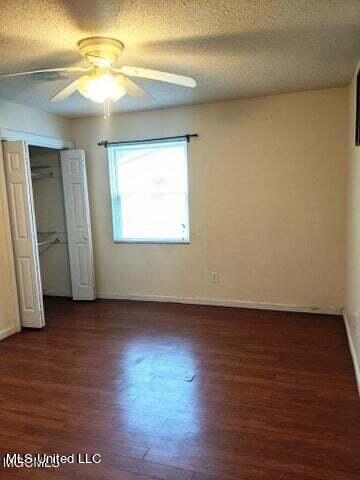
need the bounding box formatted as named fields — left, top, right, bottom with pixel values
left=50, top=78, right=82, bottom=102
left=0, top=66, right=92, bottom=79
left=122, top=77, right=154, bottom=102
left=118, top=66, right=196, bottom=88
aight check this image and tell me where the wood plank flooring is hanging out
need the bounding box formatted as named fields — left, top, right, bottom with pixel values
left=0, top=297, right=359, bottom=479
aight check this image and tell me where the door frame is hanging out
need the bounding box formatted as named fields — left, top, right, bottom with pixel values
left=0, top=128, right=74, bottom=150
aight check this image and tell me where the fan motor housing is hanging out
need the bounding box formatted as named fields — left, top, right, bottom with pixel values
left=78, top=37, right=125, bottom=67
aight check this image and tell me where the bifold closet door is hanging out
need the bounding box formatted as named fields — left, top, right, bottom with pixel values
left=2, top=141, right=45, bottom=328
left=61, top=150, right=96, bottom=300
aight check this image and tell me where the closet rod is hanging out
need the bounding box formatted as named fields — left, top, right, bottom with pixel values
left=38, top=238, right=59, bottom=247
left=32, top=172, right=54, bottom=181
left=31, top=166, right=54, bottom=181
left=37, top=232, right=59, bottom=248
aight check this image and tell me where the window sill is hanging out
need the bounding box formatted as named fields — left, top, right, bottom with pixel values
left=113, top=240, right=190, bottom=245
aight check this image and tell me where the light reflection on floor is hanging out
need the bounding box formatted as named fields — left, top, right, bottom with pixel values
left=117, top=338, right=200, bottom=443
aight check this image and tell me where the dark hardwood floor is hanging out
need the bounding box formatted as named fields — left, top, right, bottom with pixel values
left=0, top=297, right=359, bottom=479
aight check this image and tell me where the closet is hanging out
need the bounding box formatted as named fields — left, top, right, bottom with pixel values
left=30, top=146, right=72, bottom=300
left=2, top=140, right=95, bottom=329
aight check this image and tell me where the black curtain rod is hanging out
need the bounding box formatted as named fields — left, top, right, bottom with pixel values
left=98, top=134, right=198, bottom=148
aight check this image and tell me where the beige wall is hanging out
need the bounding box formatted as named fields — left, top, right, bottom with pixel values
left=71, top=87, right=348, bottom=311
left=345, top=64, right=360, bottom=379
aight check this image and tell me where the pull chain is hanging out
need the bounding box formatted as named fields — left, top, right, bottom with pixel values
left=103, top=99, right=111, bottom=119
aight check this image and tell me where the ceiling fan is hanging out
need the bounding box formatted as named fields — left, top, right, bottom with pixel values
left=0, top=37, right=196, bottom=116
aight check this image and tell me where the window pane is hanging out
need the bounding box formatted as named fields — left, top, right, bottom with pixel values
left=115, top=142, right=187, bottom=194
left=120, top=193, right=188, bottom=241
left=109, top=140, right=190, bottom=243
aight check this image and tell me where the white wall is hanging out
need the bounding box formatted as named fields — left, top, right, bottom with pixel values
left=0, top=97, right=69, bottom=139
left=345, top=64, right=360, bottom=389
left=71, top=87, right=348, bottom=312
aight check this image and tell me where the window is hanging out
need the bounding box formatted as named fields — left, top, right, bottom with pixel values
left=108, top=139, right=190, bottom=243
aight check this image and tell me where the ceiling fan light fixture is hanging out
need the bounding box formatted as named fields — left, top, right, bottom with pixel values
left=78, top=37, right=125, bottom=67
left=0, top=36, right=196, bottom=109
left=78, top=72, right=126, bottom=103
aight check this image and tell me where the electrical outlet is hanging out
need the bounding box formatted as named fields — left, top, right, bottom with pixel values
left=210, top=271, right=219, bottom=283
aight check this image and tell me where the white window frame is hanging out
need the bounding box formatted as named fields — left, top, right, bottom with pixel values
left=107, top=139, right=191, bottom=244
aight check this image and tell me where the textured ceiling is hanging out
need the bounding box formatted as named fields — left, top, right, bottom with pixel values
left=0, top=0, right=360, bottom=118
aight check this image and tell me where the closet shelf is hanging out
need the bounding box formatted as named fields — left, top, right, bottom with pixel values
left=37, top=231, right=59, bottom=248
left=31, top=166, right=53, bottom=181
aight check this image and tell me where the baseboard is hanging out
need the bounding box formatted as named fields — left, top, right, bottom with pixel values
left=343, top=311, right=360, bottom=396
left=43, top=289, right=72, bottom=298
left=0, top=324, right=21, bottom=341
left=96, top=292, right=341, bottom=315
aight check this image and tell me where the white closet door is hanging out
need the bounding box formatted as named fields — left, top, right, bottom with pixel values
left=2, top=141, right=45, bottom=328
left=61, top=150, right=96, bottom=300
